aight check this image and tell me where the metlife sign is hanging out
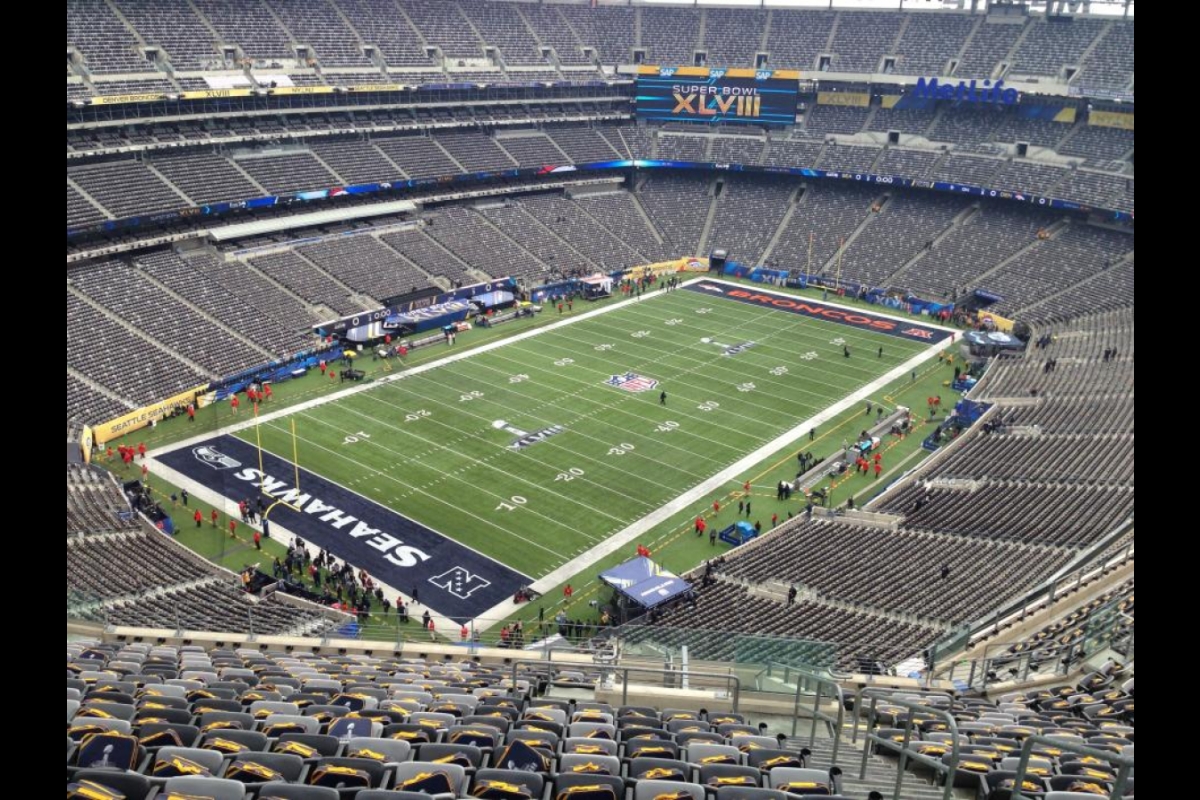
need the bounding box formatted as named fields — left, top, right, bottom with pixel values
left=913, top=77, right=1019, bottom=106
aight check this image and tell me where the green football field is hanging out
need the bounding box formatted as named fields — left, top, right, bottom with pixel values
left=240, top=286, right=933, bottom=581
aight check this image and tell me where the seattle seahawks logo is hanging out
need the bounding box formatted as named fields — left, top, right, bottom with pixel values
left=193, top=445, right=242, bottom=470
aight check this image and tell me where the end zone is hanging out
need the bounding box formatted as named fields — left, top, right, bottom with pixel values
left=687, top=279, right=955, bottom=344
left=155, top=434, right=530, bottom=621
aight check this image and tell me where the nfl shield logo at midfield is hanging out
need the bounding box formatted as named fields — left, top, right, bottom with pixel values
left=605, top=372, right=660, bottom=393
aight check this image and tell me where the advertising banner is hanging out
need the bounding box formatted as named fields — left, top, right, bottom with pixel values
left=636, top=66, right=798, bottom=125
left=93, top=385, right=207, bottom=445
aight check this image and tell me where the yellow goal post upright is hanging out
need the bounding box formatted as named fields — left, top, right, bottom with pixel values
left=251, top=401, right=305, bottom=520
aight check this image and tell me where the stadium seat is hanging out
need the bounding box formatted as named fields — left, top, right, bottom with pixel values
left=633, top=779, right=705, bottom=800
left=714, top=788, right=788, bottom=800
left=70, top=768, right=153, bottom=799
left=391, top=761, right=467, bottom=795
left=164, top=775, right=249, bottom=800
left=563, top=737, right=619, bottom=756
left=256, top=784, right=341, bottom=800
left=561, top=752, right=622, bottom=777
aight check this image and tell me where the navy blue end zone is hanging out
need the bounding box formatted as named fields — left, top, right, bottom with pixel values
left=158, top=434, right=530, bottom=621
left=686, top=281, right=953, bottom=344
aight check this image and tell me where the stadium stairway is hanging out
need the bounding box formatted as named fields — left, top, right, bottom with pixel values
left=745, top=712, right=966, bottom=800
left=817, top=192, right=886, bottom=272
left=808, top=745, right=962, bottom=800
left=756, top=186, right=802, bottom=266
left=885, top=204, right=979, bottom=287
left=1015, top=249, right=1136, bottom=319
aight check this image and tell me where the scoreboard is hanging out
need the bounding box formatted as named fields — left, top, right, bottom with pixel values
left=635, top=66, right=799, bottom=126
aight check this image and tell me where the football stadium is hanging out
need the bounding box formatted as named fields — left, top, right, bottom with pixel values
left=66, top=1, right=1134, bottom=797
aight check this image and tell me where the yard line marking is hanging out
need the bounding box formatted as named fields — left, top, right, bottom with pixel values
left=319, top=398, right=627, bottom=535
left=264, top=416, right=572, bottom=560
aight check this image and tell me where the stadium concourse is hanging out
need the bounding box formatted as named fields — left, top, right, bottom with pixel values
left=68, top=0, right=1132, bottom=797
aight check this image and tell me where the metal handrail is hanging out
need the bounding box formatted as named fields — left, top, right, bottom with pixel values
left=1010, top=733, right=1133, bottom=800
left=850, top=684, right=954, bottom=745
left=771, top=662, right=846, bottom=762
left=858, top=693, right=959, bottom=800
left=508, top=659, right=741, bottom=712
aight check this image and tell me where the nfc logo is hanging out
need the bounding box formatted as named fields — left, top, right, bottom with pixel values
left=429, top=566, right=492, bottom=599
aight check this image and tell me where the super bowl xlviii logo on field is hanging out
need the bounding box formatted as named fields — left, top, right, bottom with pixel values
left=492, top=420, right=567, bottom=451
left=429, top=566, right=491, bottom=600
left=605, top=372, right=661, bottom=393
left=193, top=445, right=242, bottom=470
left=700, top=337, right=757, bottom=356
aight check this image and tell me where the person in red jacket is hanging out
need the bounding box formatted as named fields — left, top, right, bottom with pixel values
left=253, top=530, right=262, bottom=550
left=874, top=461, right=883, bottom=479
left=230, top=394, right=240, bottom=414
left=211, top=508, right=219, bottom=527
left=712, top=499, right=721, bottom=514
left=228, top=519, right=237, bottom=539
left=193, top=509, right=203, bottom=528
left=319, top=359, right=327, bottom=375
left=262, top=384, right=272, bottom=402
left=137, top=442, right=146, bottom=460
left=187, top=404, right=195, bottom=422
left=563, top=583, right=573, bottom=602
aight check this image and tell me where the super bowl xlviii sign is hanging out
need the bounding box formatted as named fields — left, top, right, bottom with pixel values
left=914, top=77, right=1019, bottom=106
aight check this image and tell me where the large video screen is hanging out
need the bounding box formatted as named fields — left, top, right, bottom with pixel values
left=635, top=66, right=799, bottom=126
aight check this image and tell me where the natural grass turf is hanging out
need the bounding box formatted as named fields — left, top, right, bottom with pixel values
left=100, top=278, right=962, bottom=642
left=236, top=287, right=930, bottom=578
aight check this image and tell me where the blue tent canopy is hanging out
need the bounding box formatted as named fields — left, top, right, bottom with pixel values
left=599, top=556, right=691, bottom=609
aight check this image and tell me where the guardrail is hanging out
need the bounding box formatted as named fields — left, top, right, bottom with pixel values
left=1010, top=734, right=1133, bottom=800
left=758, top=663, right=846, bottom=759
left=508, top=659, right=741, bottom=712
left=857, top=693, right=959, bottom=800
left=850, top=685, right=955, bottom=746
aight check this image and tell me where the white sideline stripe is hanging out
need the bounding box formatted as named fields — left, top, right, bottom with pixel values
left=150, top=277, right=955, bottom=634
left=146, top=455, right=499, bottom=638
left=152, top=282, right=705, bottom=458
left=145, top=282, right=710, bottom=636
left=474, top=305, right=956, bottom=628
